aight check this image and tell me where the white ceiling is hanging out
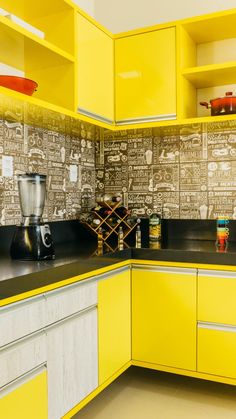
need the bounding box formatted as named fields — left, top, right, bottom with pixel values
left=74, top=0, right=236, bottom=33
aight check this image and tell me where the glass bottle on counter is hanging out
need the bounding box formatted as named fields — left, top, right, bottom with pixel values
left=149, top=213, right=161, bottom=242
left=135, top=225, right=141, bottom=248
left=118, top=226, right=124, bottom=250
left=97, top=227, right=103, bottom=255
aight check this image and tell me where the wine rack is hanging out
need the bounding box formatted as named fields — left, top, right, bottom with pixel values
left=80, top=201, right=138, bottom=252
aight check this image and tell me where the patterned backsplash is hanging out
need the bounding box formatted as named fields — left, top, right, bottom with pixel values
left=0, top=115, right=99, bottom=226
left=1, top=106, right=236, bottom=226
left=96, top=120, right=236, bottom=220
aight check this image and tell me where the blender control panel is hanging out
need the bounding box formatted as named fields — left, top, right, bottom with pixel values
left=40, top=225, right=53, bottom=248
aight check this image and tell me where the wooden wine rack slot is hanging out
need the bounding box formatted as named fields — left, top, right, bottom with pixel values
left=80, top=201, right=138, bottom=252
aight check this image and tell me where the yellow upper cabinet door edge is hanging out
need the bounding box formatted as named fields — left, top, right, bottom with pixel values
left=77, top=13, right=115, bottom=123
left=67, top=0, right=114, bottom=39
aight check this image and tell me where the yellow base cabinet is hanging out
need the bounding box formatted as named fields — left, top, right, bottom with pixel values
left=198, top=269, right=236, bottom=379
left=132, top=265, right=197, bottom=371
left=0, top=367, right=48, bottom=419
left=115, top=27, right=176, bottom=125
left=98, top=267, right=131, bottom=384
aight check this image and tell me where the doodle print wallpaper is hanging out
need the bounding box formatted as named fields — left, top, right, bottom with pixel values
left=1, top=104, right=236, bottom=226
left=96, top=120, right=236, bottom=220
left=0, top=115, right=99, bottom=226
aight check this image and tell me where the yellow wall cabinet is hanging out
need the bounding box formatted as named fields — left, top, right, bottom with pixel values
left=0, top=367, right=48, bottom=419
left=98, top=267, right=131, bottom=384
left=115, top=27, right=176, bottom=125
left=132, top=265, right=197, bottom=371
left=77, top=13, right=114, bottom=124
left=179, top=9, right=236, bottom=120
left=0, top=0, right=76, bottom=110
left=1, top=6, right=236, bottom=129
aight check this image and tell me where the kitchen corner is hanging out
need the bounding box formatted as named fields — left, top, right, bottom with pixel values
left=2, top=2, right=236, bottom=419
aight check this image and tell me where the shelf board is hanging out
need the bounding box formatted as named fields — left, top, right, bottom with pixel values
left=0, top=86, right=111, bottom=130
left=0, top=15, right=75, bottom=64
left=180, top=113, right=236, bottom=127
left=2, top=85, right=236, bottom=132
left=182, top=9, right=236, bottom=44
left=182, top=61, right=236, bottom=88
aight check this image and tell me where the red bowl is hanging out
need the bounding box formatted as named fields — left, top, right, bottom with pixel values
left=0, top=76, right=38, bottom=96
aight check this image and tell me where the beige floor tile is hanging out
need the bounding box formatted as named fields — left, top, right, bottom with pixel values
left=73, top=367, right=236, bottom=419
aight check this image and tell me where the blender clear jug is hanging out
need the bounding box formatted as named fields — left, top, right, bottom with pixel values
left=18, top=173, right=46, bottom=225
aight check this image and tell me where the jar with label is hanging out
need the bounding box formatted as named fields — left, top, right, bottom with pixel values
left=149, top=213, right=161, bottom=242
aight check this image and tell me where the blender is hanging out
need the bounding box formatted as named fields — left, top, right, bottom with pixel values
left=10, top=173, right=55, bottom=260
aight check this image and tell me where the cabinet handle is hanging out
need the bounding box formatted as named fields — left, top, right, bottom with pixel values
left=132, top=264, right=196, bottom=275
left=198, top=269, right=236, bottom=279
left=115, top=113, right=177, bottom=125
left=0, top=293, right=45, bottom=314
left=45, top=304, right=97, bottom=331
left=45, top=266, right=130, bottom=295
left=198, top=321, right=236, bottom=333
left=0, top=363, right=46, bottom=394
left=97, top=266, right=130, bottom=282
left=0, top=329, right=46, bottom=352
left=78, top=108, right=114, bottom=125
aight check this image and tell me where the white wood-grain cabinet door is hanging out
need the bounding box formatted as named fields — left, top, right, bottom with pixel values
left=47, top=306, right=98, bottom=419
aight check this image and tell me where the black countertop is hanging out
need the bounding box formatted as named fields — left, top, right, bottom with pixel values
left=1, top=239, right=236, bottom=303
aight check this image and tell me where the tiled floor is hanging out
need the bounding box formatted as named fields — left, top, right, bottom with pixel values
left=73, top=367, right=236, bottom=418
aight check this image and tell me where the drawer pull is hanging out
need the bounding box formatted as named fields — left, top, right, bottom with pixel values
left=198, top=321, right=236, bottom=333
left=132, top=264, right=196, bottom=275
left=0, top=364, right=46, bottom=394
left=198, top=269, right=236, bottom=279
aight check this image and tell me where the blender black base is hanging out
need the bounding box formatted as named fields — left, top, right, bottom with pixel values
left=10, top=225, right=55, bottom=261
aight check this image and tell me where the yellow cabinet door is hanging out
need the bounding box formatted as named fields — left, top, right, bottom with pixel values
left=132, top=266, right=196, bottom=371
left=115, top=27, right=176, bottom=124
left=0, top=368, right=48, bottom=419
left=77, top=13, right=114, bottom=124
left=198, top=324, right=236, bottom=379
left=98, top=268, right=131, bottom=384
left=198, top=269, right=236, bottom=325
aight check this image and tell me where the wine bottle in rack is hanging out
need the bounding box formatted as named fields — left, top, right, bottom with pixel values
left=115, top=206, right=131, bottom=217
left=86, top=214, right=101, bottom=228
left=111, top=194, right=122, bottom=203
left=107, top=216, right=120, bottom=227
left=97, top=207, right=112, bottom=218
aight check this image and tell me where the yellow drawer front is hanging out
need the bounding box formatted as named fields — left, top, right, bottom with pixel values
left=198, top=326, right=236, bottom=379
left=0, top=370, right=48, bottom=419
left=132, top=268, right=196, bottom=371
left=198, top=271, right=236, bottom=325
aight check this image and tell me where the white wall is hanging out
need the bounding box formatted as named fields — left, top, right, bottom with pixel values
left=72, top=0, right=95, bottom=18
left=93, top=0, right=236, bottom=33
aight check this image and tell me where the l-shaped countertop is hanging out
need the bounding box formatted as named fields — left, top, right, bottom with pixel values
left=1, top=239, right=236, bottom=306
